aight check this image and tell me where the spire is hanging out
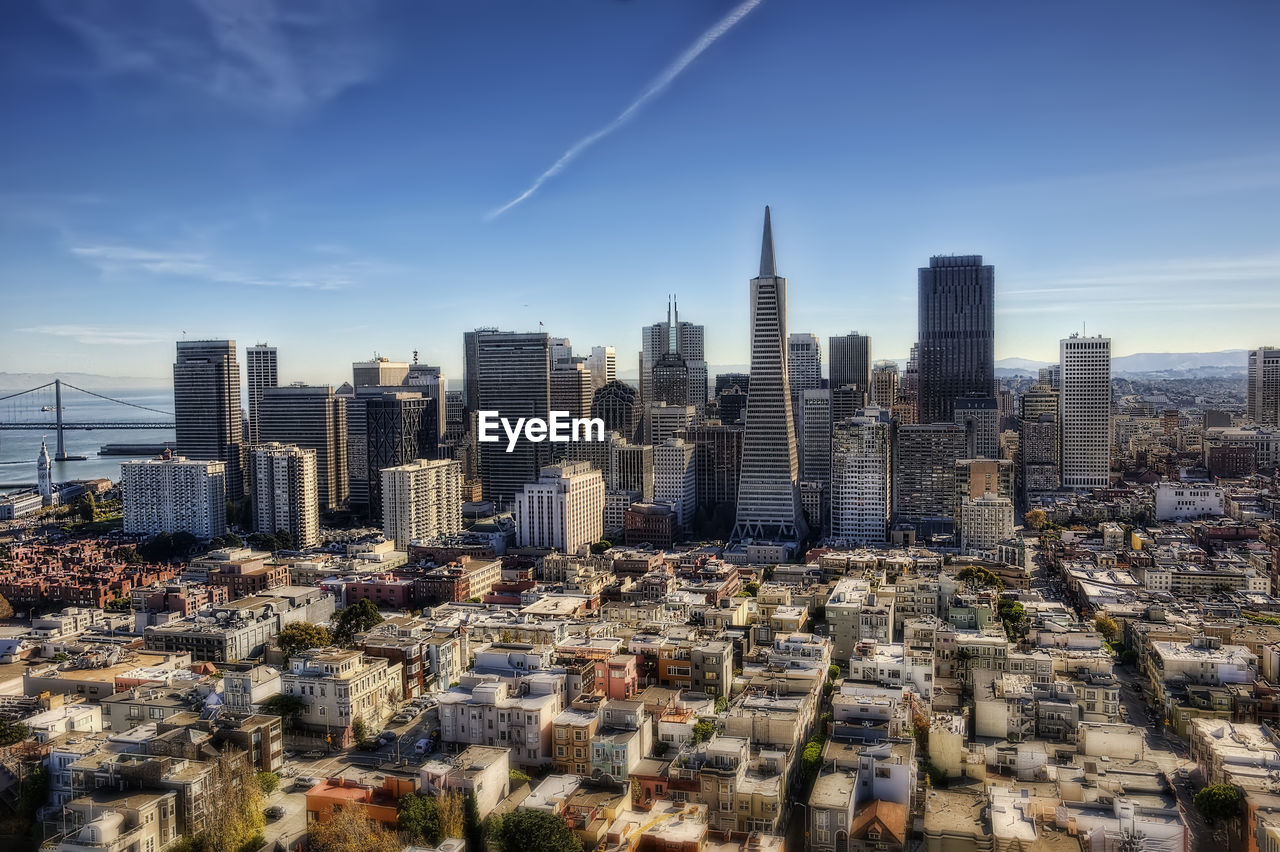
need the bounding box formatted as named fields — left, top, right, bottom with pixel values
left=759, top=205, right=776, bottom=278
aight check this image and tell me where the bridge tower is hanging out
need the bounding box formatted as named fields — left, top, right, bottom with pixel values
left=54, top=378, right=67, bottom=461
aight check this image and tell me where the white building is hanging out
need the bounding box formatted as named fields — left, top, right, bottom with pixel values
left=1060, top=334, right=1112, bottom=489
left=245, top=343, right=278, bottom=445
left=1248, top=346, right=1280, bottom=427
left=281, top=648, right=403, bottom=730
left=586, top=346, right=617, bottom=392
left=381, top=458, right=463, bottom=549
left=830, top=411, right=891, bottom=544
left=37, top=438, right=53, bottom=505
left=646, top=402, right=696, bottom=446
left=788, top=333, right=822, bottom=393
left=515, top=461, right=605, bottom=553
left=1155, top=482, right=1225, bottom=520
left=121, top=455, right=227, bottom=539
left=957, top=494, right=1014, bottom=555
left=251, top=442, right=319, bottom=549
left=654, top=438, right=696, bottom=532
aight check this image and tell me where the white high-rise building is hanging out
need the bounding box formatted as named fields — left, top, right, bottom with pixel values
left=514, top=461, right=605, bottom=553
left=646, top=402, right=696, bottom=446
left=1060, top=334, right=1112, bottom=490
left=830, top=410, right=890, bottom=544
left=654, top=438, right=696, bottom=532
left=1248, top=346, right=1280, bottom=427
left=958, top=494, right=1014, bottom=555
left=122, top=455, right=227, bottom=539
left=640, top=297, right=707, bottom=412
left=251, top=442, right=320, bottom=549
left=381, top=458, right=463, bottom=549
left=586, top=346, right=617, bottom=392
left=732, top=207, right=807, bottom=543
left=245, top=343, right=278, bottom=445
left=788, top=333, right=822, bottom=393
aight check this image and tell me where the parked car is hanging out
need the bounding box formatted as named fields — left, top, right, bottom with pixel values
left=377, top=730, right=397, bottom=744
left=293, top=777, right=319, bottom=791
left=265, top=806, right=286, bottom=820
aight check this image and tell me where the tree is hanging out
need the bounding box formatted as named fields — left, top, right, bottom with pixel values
left=1025, top=508, right=1048, bottom=530
left=1094, top=614, right=1120, bottom=643
left=590, top=540, right=612, bottom=554
left=1195, top=783, right=1243, bottom=825
left=691, top=718, right=715, bottom=744
left=308, top=804, right=401, bottom=852
left=828, top=664, right=841, bottom=682
left=170, top=531, right=197, bottom=557
left=186, top=751, right=266, bottom=852
left=256, top=771, right=280, bottom=795
left=248, top=532, right=280, bottom=552
left=0, top=593, right=14, bottom=620
left=438, top=791, right=466, bottom=840
left=275, top=529, right=295, bottom=550
left=488, top=808, right=583, bottom=852
left=277, top=622, right=332, bottom=657
left=333, top=599, right=384, bottom=645
left=801, top=741, right=822, bottom=786
left=398, top=794, right=442, bottom=845
left=714, top=695, right=728, bottom=714
left=77, top=493, right=96, bottom=522
left=956, top=565, right=1003, bottom=591
left=741, top=581, right=760, bottom=597
left=115, top=546, right=143, bottom=565
left=352, top=718, right=370, bottom=744
left=510, top=768, right=532, bottom=787
left=259, top=694, right=307, bottom=731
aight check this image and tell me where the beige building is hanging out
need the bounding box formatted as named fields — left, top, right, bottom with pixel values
left=381, top=458, right=463, bottom=549
left=281, top=648, right=403, bottom=731
left=515, top=462, right=605, bottom=553
left=251, top=442, right=320, bottom=549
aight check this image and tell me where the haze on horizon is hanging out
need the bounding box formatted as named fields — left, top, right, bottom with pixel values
left=1, top=0, right=1277, bottom=387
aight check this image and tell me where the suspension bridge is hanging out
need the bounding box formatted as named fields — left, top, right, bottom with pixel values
left=0, top=379, right=174, bottom=461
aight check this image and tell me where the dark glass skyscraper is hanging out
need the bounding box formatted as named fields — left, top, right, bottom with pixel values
left=174, top=340, right=245, bottom=502
left=917, top=255, right=995, bottom=424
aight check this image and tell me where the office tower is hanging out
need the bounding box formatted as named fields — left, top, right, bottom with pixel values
left=347, top=391, right=437, bottom=518
left=514, top=461, right=605, bottom=552
left=36, top=439, right=52, bottom=504
left=654, top=437, right=696, bottom=532
left=251, top=442, right=319, bottom=549
left=958, top=495, right=1014, bottom=555
left=996, top=384, right=1016, bottom=431
left=870, top=361, right=899, bottom=408
left=353, top=356, right=409, bottom=388
left=174, top=340, right=245, bottom=501
left=463, top=327, right=499, bottom=415
left=799, top=482, right=827, bottom=538
left=800, top=389, right=832, bottom=486
left=245, top=343, right=278, bottom=445
left=830, top=410, right=891, bottom=544
left=549, top=337, right=574, bottom=368
left=650, top=352, right=691, bottom=408
left=1060, top=334, right=1111, bottom=490
left=893, top=345, right=920, bottom=424
left=831, top=385, right=864, bottom=424
left=731, top=207, right=807, bottom=542
left=646, top=402, right=696, bottom=446
left=1248, top=347, right=1280, bottom=426
left=586, top=346, right=617, bottom=391
left=641, top=296, right=707, bottom=411
left=954, top=458, right=1014, bottom=504
left=1020, top=383, right=1059, bottom=422
left=685, top=424, right=743, bottom=527
left=444, top=391, right=467, bottom=441
left=551, top=361, right=594, bottom=420
left=953, top=396, right=999, bottom=459
left=892, top=423, right=968, bottom=531
left=122, top=455, right=227, bottom=538
left=829, top=332, right=871, bottom=398
left=476, top=331, right=551, bottom=505
left=715, top=373, right=750, bottom=397
left=381, top=458, right=463, bottom=549
left=715, top=384, right=749, bottom=427
left=1038, top=364, right=1062, bottom=390
left=259, top=385, right=348, bottom=513
left=611, top=441, right=654, bottom=501
left=592, top=381, right=642, bottom=444
left=917, top=255, right=995, bottom=424
left=1021, top=413, right=1060, bottom=495
left=406, top=363, right=448, bottom=440
left=788, top=333, right=822, bottom=392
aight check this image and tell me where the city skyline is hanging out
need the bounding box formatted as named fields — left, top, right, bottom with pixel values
left=2, top=1, right=1279, bottom=382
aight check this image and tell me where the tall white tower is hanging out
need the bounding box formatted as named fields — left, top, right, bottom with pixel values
left=37, top=437, right=53, bottom=504
left=1059, top=334, right=1112, bottom=490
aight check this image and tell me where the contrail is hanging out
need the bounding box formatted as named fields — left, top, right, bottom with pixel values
left=486, top=0, right=766, bottom=220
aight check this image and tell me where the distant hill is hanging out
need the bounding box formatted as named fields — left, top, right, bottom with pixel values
left=0, top=372, right=171, bottom=391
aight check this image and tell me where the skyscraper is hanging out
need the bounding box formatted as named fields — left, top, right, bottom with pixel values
left=381, top=458, right=463, bottom=549
left=870, top=361, right=899, bottom=409
left=654, top=437, right=696, bottom=533
left=830, top=410, right=891, bottom=544
left=251, top=442, right=319, bottom=549
left=406, top=363, right=448, bottom=441
left=829, top=332, right=871, bottom=398
left=646, top=402, right=695, bottom=446
left=917, top=255, right=995, bottom=424
left=685, top=424, right=743, bottom=533
left=352, top=356, right=409, bottom=388
left=463, top=327, right=499, bottom=416
left=476, top=331, right=551, bottom=505
left=245, top=343, right=278, bottom=445
left=174, top=340, right=245, bottom=501
left=953, top=396, right=999, bottom=459
left=122, top=455, right=227, bottom=539
left=640, top=297, right=707, bottom=411
left=800, top=389, right=832, bottom=487
left=364, top=393, right=439, bottom=520
left=788, top=333, right=822, bottom=393
left=259, top=385, right=349, bottom=513
left=1059, top=334, right=1112, bottom=490
left=514, top=461, right=605, bottom=553
left=731, top=207, right=807, bottom=543
left=586, top=346, right=617, bottom=391
left=892, top=423, right=967, bottom=531
left=592, top=381, right=642, bottom=444
left=1248, top=346, right=1280, bottom=426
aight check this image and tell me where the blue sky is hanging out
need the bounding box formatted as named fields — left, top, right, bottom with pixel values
left=1, top=0, right=1278, bottom=386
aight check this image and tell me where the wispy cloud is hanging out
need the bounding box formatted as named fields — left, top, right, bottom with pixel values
left=487, top=0, right=765, bottom=220
left=993, top=153, right=1280, bottom=200
left=70, top=242, right=368, bottom=290
left=44, top=0, right=384, bottom=114
left=18, top=324, right=174, bottom=346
